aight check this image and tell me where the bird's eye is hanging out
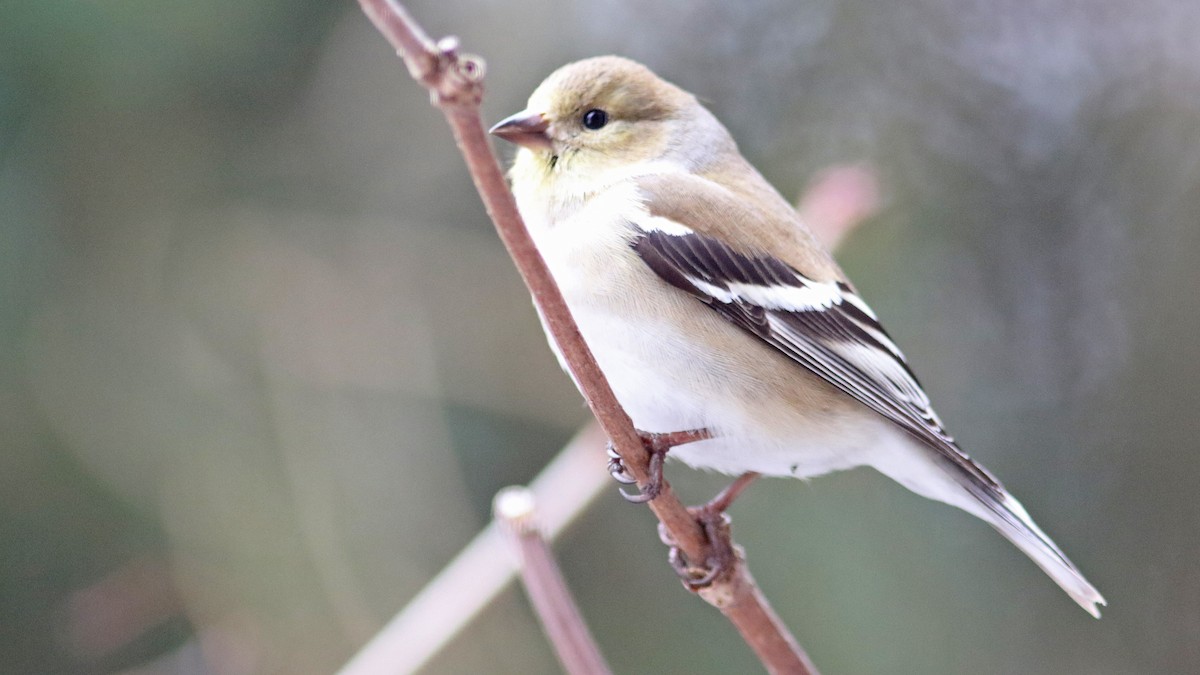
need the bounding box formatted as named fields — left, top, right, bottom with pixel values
left=582, top=109, right=608, bottom=130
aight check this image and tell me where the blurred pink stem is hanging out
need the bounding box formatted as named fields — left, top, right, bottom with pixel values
left=337, top=425, right=609, bottom=675
left=495, top=487, right=612, bottom=675
left=798, top=163, right=880, bottom=250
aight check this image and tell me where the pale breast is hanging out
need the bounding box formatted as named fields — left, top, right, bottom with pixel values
left=518, top=178, right=878, bottom=478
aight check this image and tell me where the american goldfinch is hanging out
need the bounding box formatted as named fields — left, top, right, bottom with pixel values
left=490, top=56, right=1105, bottom=617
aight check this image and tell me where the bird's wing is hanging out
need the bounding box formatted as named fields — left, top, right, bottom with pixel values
left=629, top=181, right=1003, bottom=497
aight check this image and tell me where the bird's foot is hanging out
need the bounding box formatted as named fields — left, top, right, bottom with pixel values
left=607, top=428, right=711, bottom=503
left=606, top=443, right=639, bottom=485
left=702, top=471, right=761, bottom=515
left=659, top=471, right=760, bottom=588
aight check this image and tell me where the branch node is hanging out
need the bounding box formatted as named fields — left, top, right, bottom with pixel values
left=412, top=36, right=485, bottom=107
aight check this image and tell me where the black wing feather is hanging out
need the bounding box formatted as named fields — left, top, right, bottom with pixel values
left=631, top=226, right=1002, bottom=496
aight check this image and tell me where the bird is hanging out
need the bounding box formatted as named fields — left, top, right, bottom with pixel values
left=489, top=55, right=1105, bottom=617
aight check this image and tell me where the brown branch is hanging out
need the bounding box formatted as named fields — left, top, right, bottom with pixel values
left=495, top=487, right=612, bottom=675
left=354, top=1, right=819, bottom=673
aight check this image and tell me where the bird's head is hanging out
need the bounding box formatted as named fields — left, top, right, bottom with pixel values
left=491, top=56, right=728, bottom=187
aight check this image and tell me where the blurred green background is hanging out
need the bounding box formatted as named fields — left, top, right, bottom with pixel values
left=2, top=0, right=1198, bottom=673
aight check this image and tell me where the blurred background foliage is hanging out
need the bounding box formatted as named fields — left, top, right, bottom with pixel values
left=2, top=0, right=1199, bottom=673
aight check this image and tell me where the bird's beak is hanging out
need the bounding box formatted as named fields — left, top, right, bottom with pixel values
left=489, top=110, right=552, bottom=152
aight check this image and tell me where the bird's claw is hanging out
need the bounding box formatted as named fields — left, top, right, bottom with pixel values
left=658, top=472, right=759, bottom=589
left=606, top=429, right=712, bottom=503
left=618, top=445, right=667, bottom=503
left=606, top=443, right=638, bottom=485
left=668, top=508, right=735, bottom=589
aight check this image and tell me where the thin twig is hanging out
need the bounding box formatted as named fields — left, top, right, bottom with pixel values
left=352, top=2, right=818, bottom=673
left=495, top=487, right=612, bottom=675
left=337, top=425, right=610, bottom=675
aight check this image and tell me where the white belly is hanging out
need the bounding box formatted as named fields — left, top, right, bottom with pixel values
left=524, top=185, right=878, bottom=479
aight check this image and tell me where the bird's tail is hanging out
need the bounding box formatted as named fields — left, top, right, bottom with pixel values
left=969, top=483, right=1106, bottom=617
left=875, top=444, right=1106, bottom=617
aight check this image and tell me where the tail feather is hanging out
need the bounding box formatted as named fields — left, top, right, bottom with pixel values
left=968, top=482, right=1106, bottom=617
left=874, top=440, right=1106, bottom=617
